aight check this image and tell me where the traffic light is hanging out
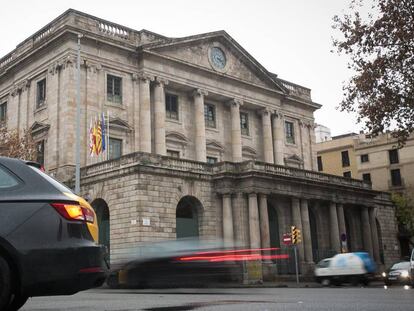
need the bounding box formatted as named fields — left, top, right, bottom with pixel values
left=291, top=226, right=302, bottom=244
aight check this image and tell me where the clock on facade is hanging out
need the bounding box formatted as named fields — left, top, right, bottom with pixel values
left=210, top=47, right=226, bottom=69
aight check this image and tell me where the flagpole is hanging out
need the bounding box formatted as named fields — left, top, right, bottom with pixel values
left=75, top=33, right=83, bottom=195
left=107, top=110, right=110, bottom=161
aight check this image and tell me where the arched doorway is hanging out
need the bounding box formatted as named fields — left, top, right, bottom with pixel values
left=176, top=196, right=202, bottom=238
left=91, top=199, right=110, bottom=258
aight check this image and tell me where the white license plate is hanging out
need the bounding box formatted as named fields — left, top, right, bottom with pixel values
left=388, top=277, right=397, bottom=280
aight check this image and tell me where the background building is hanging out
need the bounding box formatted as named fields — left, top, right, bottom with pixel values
left=315, top=124, right=332, bottom=143
left=316, top=131, right=414, bottom=257
left=0, top=9, right=399, bottom=274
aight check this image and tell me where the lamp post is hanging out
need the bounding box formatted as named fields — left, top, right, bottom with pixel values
left=75, top=33, right=83, bottom=194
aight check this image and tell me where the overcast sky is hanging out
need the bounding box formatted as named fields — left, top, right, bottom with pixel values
left=1, top=0, right=363, bottom=136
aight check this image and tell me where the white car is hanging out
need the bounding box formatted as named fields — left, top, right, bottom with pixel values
left=314, top=252, right=376, bottom=286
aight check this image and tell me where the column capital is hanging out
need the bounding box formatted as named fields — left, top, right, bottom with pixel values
left=193, top=88, right=208, bottom=97
left=222, top=193, right=232, bottom=199
left=48, top=61, right=63, bottom=75
left=273, top=110, right=285, bottom=119
left=155, top=76, right=169, bottom=87
left=137, top=72, right=155, bottom=83
left=258, top=107, right=272, bottom=117
left=84, top=60, right=102, bottom=74
left=228, top=98, right=243, bottom=108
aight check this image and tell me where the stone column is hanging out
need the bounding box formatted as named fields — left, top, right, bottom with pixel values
left=369, top=207, right=381, bottom=263
left=336, top=203, right=347, bottom=252
left=272, top=111, right=284, bottom=165
left=291, top=197, right=304, bottom=261
left=139, top=73, right=154, bottom=153
left=361, top=207, right=374, bottom=256
left=154, top=77, right=168, bottom=156
left=300, top=199, right=313, bottom=263
left=248, top=193, right=261, bottom=249
left=222, top=194, right=234, bottom=247
left=329, top=202, right=341, bottom=253
left=193, top=89, right=208, bottom=162
left=261, top=108, right=274, bottom=164
left=258, top=194, right=270, bottom=250
left=230, top=99, right=243, bottom=162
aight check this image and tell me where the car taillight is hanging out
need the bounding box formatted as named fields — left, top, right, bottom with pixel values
left=82, top=206, right=95, bottom=223
left=51, top=203, right=94, bottom=223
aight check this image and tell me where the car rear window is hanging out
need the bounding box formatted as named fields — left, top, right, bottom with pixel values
left=0, top=165, right=19, bottom=189
left=28, top=166, right=74, bottom=194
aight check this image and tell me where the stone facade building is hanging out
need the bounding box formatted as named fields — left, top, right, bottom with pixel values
left=0, top=10, right=400, bottom=274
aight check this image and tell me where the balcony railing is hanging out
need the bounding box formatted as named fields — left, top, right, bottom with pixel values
left=0, top=9, right=140, bottom=75
left=278, top=79, right=311, bottom=101
left=81, top=152, right=372, bottom=190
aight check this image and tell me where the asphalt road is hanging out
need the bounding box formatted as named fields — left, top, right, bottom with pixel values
left=21, top=286, right=414, bottom=311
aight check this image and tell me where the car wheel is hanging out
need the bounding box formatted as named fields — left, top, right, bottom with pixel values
left=321, top=278, right=331, bottom=287
left=0, top=256, right=13, bottom=311
left=6, top=293, right=29, bottom=311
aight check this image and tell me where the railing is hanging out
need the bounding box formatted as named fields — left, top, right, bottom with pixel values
left=98, top=21, right=130, bottom=40
left=34, top=24, right=55, bottom=43
left=81, top=152, right=372, bottom=190
left=0, top=51, right=14, bottom=70
left=278, top=79, right=311, bottom=101
left=0, top=9, right=139, bottom=75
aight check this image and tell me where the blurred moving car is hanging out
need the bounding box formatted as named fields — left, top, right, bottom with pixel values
left=108, top=239, right=290, bottom=289
left=314, top=252, right=376, bottom=286
left=382, top=261, right=411, bottom=286
left=0, top=157, right=107, bottom=311
left=107, top=238, right=244, bottom=288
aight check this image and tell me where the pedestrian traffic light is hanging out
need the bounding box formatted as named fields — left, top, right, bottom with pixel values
left=291, top=226, right=301, bottom=244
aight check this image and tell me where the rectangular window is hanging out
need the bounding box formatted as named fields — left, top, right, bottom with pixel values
left=36, top=78, right=46, bottom=108
left=204, top=103, right=216, bottom=128
left=341, top=150, right=350, bottom=167
left=165, top=93, right=178, bottom=120
left=109, top=138, right=122, bottom=160
left=240, top=112, right=249, bottom=136
left=391, top=169, right=402, bottom=186
left=362, top=173, right=371, bottom=183
left=0, top=102, right=7, bottom=123
left=107, top=74, right=122, bottom=104
left=207, top=156, right=217, bottom=164
left=343, top=171, right=351, bottom=178
left=360, top=154, right=369, bottom=163
left=389, top=149, right=399, bottom=164
left=36, top=140, right=45, bottom=166
left=167, top=150, right=180, bottom=158
left=317, top=156, right=323, bottom=172
left=285, top=121, right=295, bottom=144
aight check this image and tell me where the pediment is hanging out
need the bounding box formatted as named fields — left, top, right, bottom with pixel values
left=109, top=117, right=132, bottom=132
left=206, top=139, right=224, bottom=152
left=242, top=146, right=257, bottom=156
left=166, top=131, right=188, bottom=145
left=285, top=154, right=304, bottom=165
left=143, top=31, right=287, bottom=92
left=30, top=121, right=50, bottom=136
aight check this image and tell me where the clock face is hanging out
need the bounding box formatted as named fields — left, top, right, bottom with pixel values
left=211, top=47, right=226, bottom=69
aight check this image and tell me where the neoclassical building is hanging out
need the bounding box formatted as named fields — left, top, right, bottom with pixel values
left=0, top=9, right=400, bottom=275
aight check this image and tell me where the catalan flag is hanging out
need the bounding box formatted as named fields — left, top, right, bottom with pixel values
left=89, top=113, right=107, bottom=157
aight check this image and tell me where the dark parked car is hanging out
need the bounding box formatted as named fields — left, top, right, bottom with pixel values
left=382, top=261, right=412, bottom=286
left=0, top=157, right=107, bottom=310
